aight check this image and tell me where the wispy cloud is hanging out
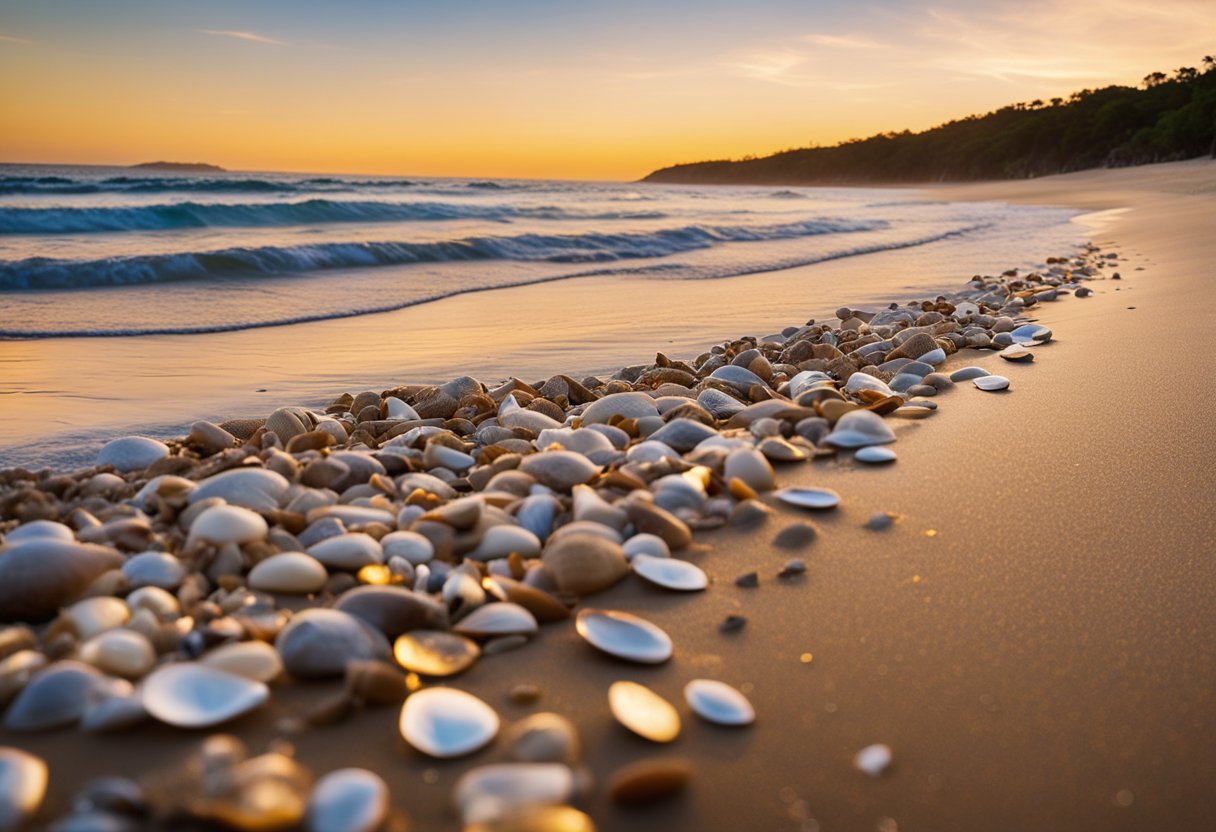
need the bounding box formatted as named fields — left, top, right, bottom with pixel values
left=198, top=29, right=282, bottom=45
left=801, top=34, right=883, bottom=49
left=0, top=34, right=32, bottom=44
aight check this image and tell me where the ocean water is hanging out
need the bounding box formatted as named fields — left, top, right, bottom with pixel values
left=0, top=164, right=1086, bottom=467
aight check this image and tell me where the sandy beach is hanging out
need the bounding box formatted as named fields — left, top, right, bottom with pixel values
left=2, top=159, right=1215, bottom=831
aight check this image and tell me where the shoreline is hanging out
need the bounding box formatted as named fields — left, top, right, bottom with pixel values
left=0, top=160, right=1213, bottom=831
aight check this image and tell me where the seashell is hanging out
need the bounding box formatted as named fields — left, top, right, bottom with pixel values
left=398, top=686, right=499, bottom=758
left=708, top=365, right=765, bottom=393
left=188, top=468, right=290, bottom=513
left=843, top=373, right=895, bottom=398
left=571, top=485, right=629, bottom=531
left=423, top=442, right=476, bottom=473
left=549, top=520, right=623, bottom=546
left=454, top=603, right=539, bottom=638
left=265, top=406, right=315, bottom=443
left=64, top=596, right=130, bottom=639
left=125, top=586, right=180, bottom=620
left=498, top=409, right=563, bottom=434
left=823, top=410, right=895, bottom=448
left=467, top=526, right=542, bottom=562
left=623, top=500, right=692, bottom=551
left=189, top=420, right=237, bottom=456
left=5, top=520, right=73, bottom=544
left=306, top=768, right=389, bottom=832
left=393, top=630, right=480, bottom=677
left=311, top=505, right=396, bottom=528
left=200, top=641, right=284, bottom=683
left=4, top=661, right=121, bottom=731
left=121, top=552, right=185, bottom=590
left=949, top=366, right=989, bottom=382
left=78, top=629, right=156, bottom=679
left=541, top=534, right=629, bottom=596
left=483, top=578, right=570, bottom=623
left=514, top=494, right=560, bottom=542
left=385, top=396, right=421, bottom=421
left=0, top=540, right=123, bottom=622
left=683, top=679, right=755, bottom=726
left=142, top=663, right=268, bottom=728
left=0, top=747, right=47, bottom=831
left=648, top=418, right=718, bottom=452
left=0, top=651, right=46, bottom=710
left=307, top=533, right=384, bottom=571
left=1009, top=323, right=1052, bottom=344
left=506, top=713, right=580, bottom=764
left=443, top=571, right=485, bottom=615
left=855, top=446, right=897, bottom=464
left=776, top=487, right=841, bottom=510
left=581, top=392, right=659, bottom=424
left=631, top=555, right=707, bottom=592
left=97, top=436, right=170, bottom=473
left=1000, top=345, right=1034, bottom=362
left=80, top=689, right=149, bottom=733
left=773, top=522, right=817, bottom=549
left=187, top=505, right=268, bottom=547
left=609, top=681, right=680, bottom=743
left=756, top=436, right=808, bottom=462
left=973, top=375, right=1010, bottom=391
left=723, top=448, right=774, bottom=492
left=248, top=552, right=328, bottom=594
left=453, top=763, right=575, bottom=825
left=919, top=347, right=946, bottom=365
left=854, top=743, right=893, bottom=775
left=695, top=388, right=745, bottom=419
left=275, top=609, right=391, bottom=679
left=536, top=427, right=614, bottom=456
left=575, top=609, right=672, bottom=664
left=334, top=586, right=449, bottom=638
left=518, top=451, right=601, bottom=493
left=608, top=758, right=691, bottom=805
left=380, top=531, right=434, bottom=564
left=622, top=533, right=670, bottom=561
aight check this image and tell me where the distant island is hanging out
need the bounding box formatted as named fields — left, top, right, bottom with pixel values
left=129, top=161, right=226, bottom=173
left=644, top=57, right=1216, bottom=185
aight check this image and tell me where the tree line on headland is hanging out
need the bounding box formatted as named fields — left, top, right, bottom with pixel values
left=642, top=57, right=1216, bottom=184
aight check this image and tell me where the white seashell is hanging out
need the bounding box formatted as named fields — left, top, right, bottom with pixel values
left=199, top=641, right=284, bottom=683
left=498, top=409, right=563, bottom=433
left=1009, top=323, right=1052, bottom=344
left=4, top=661, right=127, bottom=731
left=708, top=365, right=765, bottom=393
left=97, top=436, right=169, bottom=472
left=121, top=552, right=185, bottom=590
left=453, top=603, right=538, bottom=638
left=142, top=663, right=268, bottom=728
left=80, top=689, right=148, bottom=733
left=824, top=410, right=895, bottom=449
left=625, top=440, right=681, bottom=464
left=973, top=375, right=1010, bottom=391
left=307, top=768, right=389, bottom=832
left=683, top=679, right=755, bottom=726
left=843, top=373, right=895, bottom=398
left=622, top=534, right=670, bottom=561
left=398, top=686, right=499, bottom=758
left=466, top=526, right=542, bottom=562
left=776, top=487, right=841, bottom=510
left=124, top=587, right=180, bottom=620
left=307, top=533, right=383, bottom=571
left=131, top=474, right=196, bottom=510
left=423, top=443, right=475, bottom=473
left=855, top=446, right=897, bottom=464
left=78, top=629, right=156, bottom=679
left=188, top=468, right=290, bottom=513
left=380, top=531, right=435, bottom=564
left=574, top=609, right=672, bottom=664
left=571, top=485, right=629, bottom=531
left=393, top=630, right=480, bottom=677
left=453, top=763, right=575, bottom=825
left=385, top=397, right=421, bottom=421
left=581, top=392, right=660, bottom=424
left=854, top=743, right=893, bottom=775
left=64, top=597, right=130, bottom=640
left=536, top=427, right=614, bottom=456
left=187, top=505, right=268, bottom=546
left=0, top=747, right=47, bottom=831
left=631, top=555, right=707, bottom=592
left=608, top=681, right=680, bottom=742
left=5, top=520, right=73, bottom=544
left=248, top=552, right=328, bottom=594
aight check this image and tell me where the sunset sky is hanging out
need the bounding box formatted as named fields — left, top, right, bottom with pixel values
left=1, top=0, right=1212, bottom=179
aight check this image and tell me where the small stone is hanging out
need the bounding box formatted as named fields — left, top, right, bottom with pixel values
left=854, top=743, right=893, bottom=776
left=0, top=747, right=47, bottom=831
left=855, top=446, right=897, bottom=464
left=97, top=437, right=169, bottom=473
left=777, top=559, right=807, bottom=579
left=973, top=375, right=1010, bottom=392
left=608, top=681, right=681, bottom=743
left=735, top=572, right=759, bottom=588
left=506, top=712, right=581, bottom=763
left=865, top=512, right=900, bottom=532
left=248, top=553, right=328, bottom=595
left=608, top=758, right=691, bottom=805
left=773, top=523, right=817, bottom=549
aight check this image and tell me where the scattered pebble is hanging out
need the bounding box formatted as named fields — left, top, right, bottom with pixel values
left=735, top=572, right=760, bottom=588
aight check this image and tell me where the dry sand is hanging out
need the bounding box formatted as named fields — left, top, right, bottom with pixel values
left=4, top=160, right=1216, bottom=830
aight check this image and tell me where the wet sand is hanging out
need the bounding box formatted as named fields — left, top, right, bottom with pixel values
left=4, top=160, right=1216, bottom=830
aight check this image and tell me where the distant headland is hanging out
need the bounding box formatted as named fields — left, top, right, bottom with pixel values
left=129, top=161, right=226, bottom=173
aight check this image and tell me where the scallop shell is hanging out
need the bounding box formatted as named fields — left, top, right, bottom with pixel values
left=141, top=663, right=267, bottom=728
left=265, top=406, right=315, bottom=443
left=608, top=681, right=681, bottom=742
left=575, top=609, right=673, bottom=664
left=398, top=686, right=499, bottom=758
left=393, top=630, right=480, bottom=677
left=683, top=679, right=755, bottom=726
left=631, top=555, right=708, bottom=592
left=775, top=487, right=841, bottom=510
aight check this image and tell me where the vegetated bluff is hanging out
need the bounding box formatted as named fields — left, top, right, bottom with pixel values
left=643, top=58, right=1216, bottom=185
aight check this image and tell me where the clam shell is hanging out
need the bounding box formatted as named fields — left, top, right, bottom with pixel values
left=393, top=630, right=480, bottom=677
left=622, top=534, right=670, bottom=561
left=581, top=392, right=660, bottom=424
left=973, top=375, right=1010, bottom=391
left=97, top=436, right=169, bottom=473
left=575, top=609, right=673, bottom=664
left=683, top=679, right=755, bottom=726
left=78, top=629, right=156, bottom=679
left=0, top=540, right=124, bottom=623
left=307, top=533, right=384, bottom=571
left=454, top=603, right=539, bottom=638
left=823, top=410, right=895, bottom=449
left=398, top=686, right=499, bottom=758
left=631, top=555, right=707, bottom=592
left=854, top=446, right=897, bottom=464
left=776, top=487, right=841, bottom=510
left=187, top=505, right=268, bottom=546
left=542, top=534, right=629, bottom=596
left=536, top=427, right=614, bottom=456
left=723, top=448, right=775, bottom=492
left=121, top=552, right=185, bottom=591
left=380, top=531, right=435, bottom=564
left=248, top=552, right=329, bottom=594
left=200, top=641, right=284, bottom=683
left=518, top=451, right=601, bottom=493
left=708, top=365, right=765, bottom=393
left=3, top=661, right=118, bottom=731
left=505, top=713, right=581, bottom=764
left=453, top=763, right=575, bottom=825
left=64, top=596, right=130, bottom=640
left=142, top=663, right=268, bottom=728
left=1010, top=323, right=1052, bottom=344
left=306, top=768, right=389, bottom=832
left=188, top=468, right=290, bottom=513
left=0, top=747, right=47, bottom=831
left=467, top=526, right=542, bottom=562
left=266, top=406, right=314, bottom=443
left=648, top=419, right=718, bottom=453
left=843, top=373, right=894, bottom=398
left=608, top=681, right=680, bottom=743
